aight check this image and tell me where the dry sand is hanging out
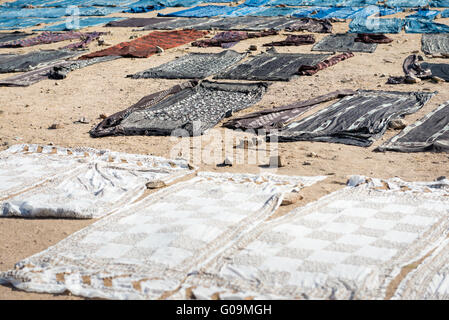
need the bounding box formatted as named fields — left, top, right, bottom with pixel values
left=0, top=3, right=448, bottom=299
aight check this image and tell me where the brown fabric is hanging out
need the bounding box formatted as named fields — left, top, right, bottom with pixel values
left=90, top=81, right=198, bottom=137
left=224, top=89, right=356, bottom=130
left=79, top=30, right=208, bottom=59
left=387, top=54, right=432, bottom=84
left=284, top=18, right=333, bottom=33
left=355, top=33, right=393, bottom=44
left=263, top=34, right=315, bottom=47
left=297, top=52, right=354, bottom=76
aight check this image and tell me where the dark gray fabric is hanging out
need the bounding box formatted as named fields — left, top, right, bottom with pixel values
left=142, top=17, right=332, bottom=32
left=422, top=34, right=449, bottom=56
left=128, top=50, right=247, bottom=80
left=421, top=62, right=449, bottom=81
left=224, top=90, right=357, bottom=130
left=90, top=80, right=269, bottom=137
left=0, top=56, right=120, bottom=86
left=378, top=101, right=449, bottom=153
left=215, top=48, right=330, bottom=81
left=312, top=33, right=377, bottom=53
left=0, top=31, right=32, bottom=44
left=273, top=90, right=436, bottom=147
left=0, top=50, right=81, bottom=73
left=105, top=18, right=174, bottom=28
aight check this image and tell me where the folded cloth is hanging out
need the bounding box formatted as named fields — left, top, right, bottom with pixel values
left=263, top=34, right=316, bottom=47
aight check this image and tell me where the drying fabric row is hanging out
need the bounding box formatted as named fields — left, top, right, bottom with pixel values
left=349, top=17, right=449, bottom=34
left=1, top=172, right=448, bottom=299
left=0, top=144, right=196, bottom=219
left=242, top=0, right=449, bottom=7
left=90, top=80, right=447, bottom=153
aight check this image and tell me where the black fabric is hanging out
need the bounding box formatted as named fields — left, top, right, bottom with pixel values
left=128, top=50, right=247, bottom=80
left=0, top=31, right=32, bottom=44
left=273, top=90, right=435, bottom=147
left=0, top=50, right=81, bottom=73
left=312, top=33, right=377, bottom=53
left=421, top=62, right=449, bottom=81
left=214, top=48, right=330, bottom=81
left=105, top=18, right=174, bottom=28
left=90, top=80, right=269, bottom=137
left=142, top=17, right=219, bottom=30
left=378, top=101, right=449, bottom=153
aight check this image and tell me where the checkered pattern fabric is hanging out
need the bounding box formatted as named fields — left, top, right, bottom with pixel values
left=0, top=172, right=325, bottom=299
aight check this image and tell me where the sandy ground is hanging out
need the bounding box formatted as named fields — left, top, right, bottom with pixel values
left=0, top=3, right=449, bottom=299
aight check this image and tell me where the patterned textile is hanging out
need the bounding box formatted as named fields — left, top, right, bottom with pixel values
left=105, top=17, right=173, bottom=28
left=192, top=30, right=278, bottom=48
left=283, top=17, right=332, bottom=33
left=0, top=144, right=195, bottom=219
left=79, top=30, right=208, bottom=59
left=421, top=34, right=449, bottom=56
left=61, top=32, right=104, bottom=50
left=0, top=31, right=104, bottom=48
left=224, top=90, right=356, bottom=130
left=0, top=172, right=325, bottom=299
left=215, top=48, right=331, bottom=81
left=273, top=90, right=435, bottom=147
left=128, top=50, right=247, bottom=79
left=0, top=49, right=80, bottom=73
left=297, top=52, right=354, bottom=76
left=90, top=80, right=268, bottom=137
left=174, top=177, right=449, bottom=300
left=354, top=33, right=393, bottom=44
left=378, top=101, right=449, bottom=153
left=0, top=56, right=120, bottom=86
left=312, top=33, right=377, bottom=53
left=263, top=34, right=315, bottom=47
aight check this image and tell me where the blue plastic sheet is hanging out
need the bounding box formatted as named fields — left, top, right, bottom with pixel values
left=407, top=10, right=440, bottom=20
left=243, top=0, right=380, bottom=6
left=429, top=0, right=449, bottom=7
left=442, top=9, right=449, bottom=18
left=385, top=0, right=429, bottom=7
left=250, top=7, right=302, bottom=16
left=159, top=5, right=236, bottom=17
left=34, top=16, right=122, bottom=31
left=405, top=18, right=449, bottom=33
left=0, top=6, right=124, bottom=18
left=0, top=17, right=64, bottom=30
left=0, top=0, right=55, bottom=8
left=349, top=18, right=405, bottom=33
left=292, top=7, right=325, bottom=18
left=226, top=5, right=265, bottom=17
left=312, top=7, right=362, bottom=19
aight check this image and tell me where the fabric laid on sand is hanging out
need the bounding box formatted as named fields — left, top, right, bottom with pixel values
left=0, top=17, right=64, bottom=30
left=283, top=17, right=332, bottom=33
left=90, top=80, right=268, bottom=137
left=105, top=17, right=174, bottom=28
left=0, top=31, right=31, bottom=44
left=61, top=32, right=104, bottom=50
left=0, top=49, right=81, bottom=73
left=354, top=33, right=393, bottom=44
left=405, top=19, right=449, bottom=34
left=387, top=55, right=448, bottom=84
left=0, top=56, right=121, bottom=87
left=421, top=62, right=449, bottom=81
left=263, top=34, right=315, bottom=47
left=191, top=30, right=278, bottom=48
left=224, top=90, right=356, bottom=130
left=273, top=90, right=435, bottom=147
left=214, top=48, right=331, bottom=81
left=174, top=177, right=449, bottom=300
left=123, top=4, right=164, bottom=13
left=0, top=31, right=104, bottom=48
left=349, top=18, right=405, bottom=34
left=422, top=34, right=449, bottom=56
left=35, top=17, right=123, bottom=31
left=407, top=10, right=440, bottom=20
left=0, top=145, right=195, bottom=219
left=312, top=33, right=377, bottom=53
left=378, top=101, right=449, bottom=153
left=128, top=50, right=247, bottom=80
left=296, top=52, right=354, bottom=76
left=0, top=172, right=325, bottom=299
left=142, top=17, right=220, bottom=30
left=80, top=30, right=208, bottom=59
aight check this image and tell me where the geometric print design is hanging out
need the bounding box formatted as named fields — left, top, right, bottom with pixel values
left=0, top=172, right=325, bottom=299
left=178, top=178, right=449, bottom=300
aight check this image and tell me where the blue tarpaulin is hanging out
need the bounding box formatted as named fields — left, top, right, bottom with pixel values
left=429, top=0, right=449, bottom=7
left=0, top=17, right=64, bottom=30
left=442, top=9, right=449, bottom=17
left=249, top=6, right=303, bottom=16
left=407, top=10, right=440, bottom=20
left=226, top=5, right=266, bottom=17
left=349, top=17, right=405, bottom=33
left=34, top=16, right=122, bottom=30
left=292, top=7, right=324, bottom=18
left=405, top=18, right=449, bottom=33
left=0, top=6, right=124, bottom=18
left=385, top=0, right=429, bottom=7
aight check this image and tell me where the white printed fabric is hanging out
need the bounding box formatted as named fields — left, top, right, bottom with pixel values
left=175, top=177, right=449, bottom=300
left=0, top=144, right=195, bottom=219
left=0, top=172, right=326, bottom=299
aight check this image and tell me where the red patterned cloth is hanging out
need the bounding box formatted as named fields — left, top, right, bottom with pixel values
left=297, top=52, right=354, bottom=76
left=79, top=30, right=208, bottom=59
